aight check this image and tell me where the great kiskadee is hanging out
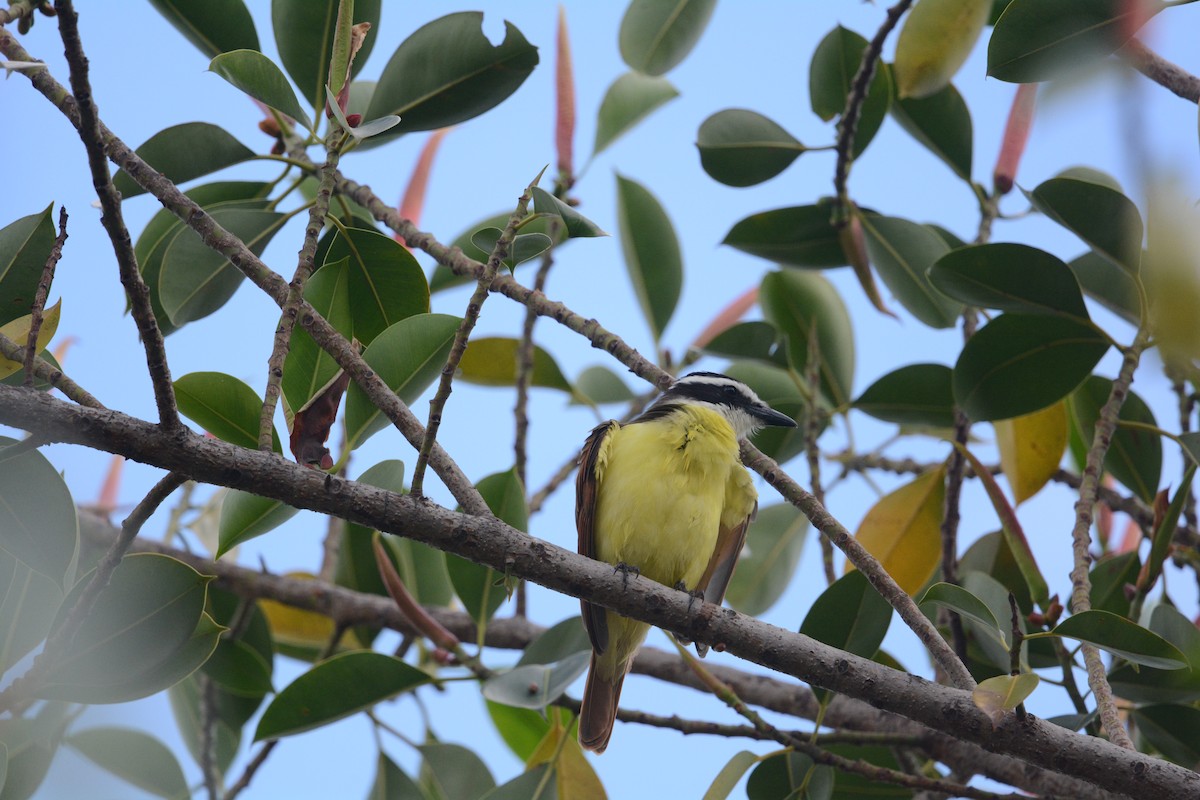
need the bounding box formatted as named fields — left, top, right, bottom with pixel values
left=575, top=371, right=797, bottom=752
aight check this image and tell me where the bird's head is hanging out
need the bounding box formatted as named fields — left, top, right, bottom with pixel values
left=663, top=372, right=797, bottom=439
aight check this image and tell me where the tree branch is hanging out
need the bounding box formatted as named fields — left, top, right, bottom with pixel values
left=22, top=206, right=67, bottom=387
left=1123, top=38, right=1200, bottom=103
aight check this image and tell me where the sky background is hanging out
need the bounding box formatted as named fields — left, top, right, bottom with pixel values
left=5, top=1, right=1200, bottom=797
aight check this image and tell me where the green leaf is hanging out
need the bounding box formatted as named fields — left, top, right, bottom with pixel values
left=919, top=582, right=1004, bottom=645
left=696, top=109, right=805, bottom=187
left=67, top=727, right=188, bottom=800
left=0, top=550, right=63, bottom=675
left=364, top=12, right=539, bottom=144
left=929, top=243, right=1089, bottom=318
left=0, top=204, right=55, bottom=327
left=890, top=81, right=973, bottom=179
left=432, top=213, right=564, bottom=293
left=1132, top=704, right=1200, bottom=767
left=1030, top=176, right=1144, bottom=273
left=723, top=203, right=846, bottom=268
left=369, top=752, right=427, bottom=800
left=38, top=554, right=219, bottom=703
left=853, top=363, right=955, bottom=428
left=988, top=0, right=1164, bottom=83
left=593, top=71, right=679, bottom=156
left=700, top=321, right=784, bottom=366
left=272, top=0, right=382, bottom=111
left=482, top=651, right=589, bottom=710
left=1144, top=466, right=1196, bottom=594
left=209, top=49, right=313, bottom=130
left=487, top=701, right=550, bottom=763
left=217, top=491, right=301, bottom=557
left=809, top=26, right=891, bottom=157
left=703, top=751, right=762, bottom=800
left=859, top=214, right=961, bottom=329
left=281, top=258, right=353, bottom=423
left=571, top=365, right=635, bottom=405
left=147, top=0, right=258, bottom=60
left=1089, top=552, right=1141, bottom=617
left=419, top=743, right=495, bottom=800
left=317, top=226, right=430, bottom=346
left=469, top=228, right=554, bottom=268
left=202, top=592, right=274, bottom=699
left=615, top=174, right=683, bottom=341
left=517, top=617, right=592, bottom=667
left=479, top=765, right=555, bottom=800
left=447, top=469, right=526, bottom=626
left=112, top=123, right=254, bottom=199
left=457, top=337, right=572, bottom=393
left=0, top=301, right=60, bottom=382
left=168, top=676, right=241, bottom=777
left=953, top=313, right=1110, bottom=421
left=0, top=438, right=78, bottom=588
left=746, top=751, right=833, bottom=800
left=531, top=188, right=607, bottom=238
left=726, top=503, right=808, bottom=617
left=759, top=269, right=856, bottom=407
left=1068, top=375, right=1162, bottom=503
left=174, top=372, right=282, bottom=451
left=1048, top=609, right=1188, bottom=669
left=800, top=570, right=891, bottom=659
left=962, top=570, right=1025, bottom=669
left=344, top=313, right=461, bottom=449
left=255, top=652, right=429, bottom=740
left=618, top=0, right=716, bottom=76
left=159, top=207, right=286, bottom=326
left=723, top=362, right=809, bottom=464
left=1109, top=604, right=1200, bottom=703
left=1069, top=250, right=1141, bottom=325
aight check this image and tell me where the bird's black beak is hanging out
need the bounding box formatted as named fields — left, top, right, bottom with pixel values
left=751, top=405, right=797, bottom=428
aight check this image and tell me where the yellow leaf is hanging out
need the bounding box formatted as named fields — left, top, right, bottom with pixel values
left=994, top=401, right=1067, bottom=504
left=259, top=571, right=365, bottom=657
left=850, top=466, right=945, bottom=594
left=893, top=0, right=992, bottom=98
left=972, top=673, right=1039, bottom=725
left=0, top=300, right=61, bottom=380
left=526, top=709, right=607, bottom=800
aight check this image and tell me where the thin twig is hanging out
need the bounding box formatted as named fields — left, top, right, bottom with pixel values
left=0, top=1, right=35, bottom=25
left=53, top=0, right=180, bottom=429
left=23, top=206, right=67, bottom=387
left=803, top=324, right=835, bottom=585
left=1122, top=38, right=1200, bottom=103
left=199, top=674, right=220, bottom=800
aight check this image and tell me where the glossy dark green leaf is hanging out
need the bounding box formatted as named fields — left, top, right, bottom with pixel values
left=696, top=109, right=805, bottom=187
left=419, top=743, right=495, bottom=800
left=281, top=258, right=352, bottom=423
left=67, top=727, right=188, bottom=800
left=457, top=337, right=572, bottom=393
left=364, top=12, right=538, bottom=143
left=722, top=203, right=846, bottom=268
left=148, top=0, right=258, bottom=59
left=531, top=188, right=606, bottom=238
left=447, top=469, right=526, bottom=626
left=1108, top=604, right=1200, bottom=703
left=988, top=0, right=1164, bottom=83
left=112, top=123, right=254, bottom=199
left=1069, top=250, right=1141, bottom=325
left=618, top=0, right=716, bottom=76
left=1089, top=552, right=1140, bottom=617
left=0, top=550, right=62, bottom=675
left=482, top=651, right=589, bottom=710
left=217, top=490, right=301, bottom=557
left=724, top=362, right=809, bottom=463
left=593, top=71, right=679, bottom=155
left=159, top=207, right=285, bottom=326
left=961, top=570, right=1024, bottom=669
left=0, top=438, right=78, bottom=587
left=209, top=49, right=312, bottom=130
left=819, top=746, right=908, bottom=797
left=487, top=701, right=550, bottom=763
left=616, top=174, right=682, bottom=341
left=255, top=652, right=429, bottom=740
left=571, top=365, right=635, bottom=405
left=1049, top=609, right=1187, bottom=669
left=809, top=26, right=891, bottom=157
left=859, top=214, right=961, bottom=329
left=479, top=764, right=555, bottom=800
left=746, top=751, right=833, bottom=800
left=0, top=204, right=54, bottom=327
left=432, top=213, right=564, bottom=293
left=469, top=228, right=555, bottom=267
left=890, top=81, right=973, bottom=179
left=800, top=570, right=891, bottom=659
left=369, top=752, right=427, bottom=800
left=1069, top=375, right=1161, bottom=503
left=919, top=582, right=1004, bottom=649
left=174, top=372, right=282, bottom=451
left=38, top=554, right=218, bottom=703
left=203, top=588, right=273, bottom=700
left=317, top=226, right=430, bottom=346
left=1030, top=177, right=1143, bottom=273
left=344, top=313, right=461, bottom=449
left=1132, top=705, right=1200, bottom=768
left=272, top=0, right=381, bottom=111
left=701, top=321, right=786, bottom=366
left=953, top=313, right=1109, bottom=421
left=517, top=617, right=592, bottom=667
left=726, top=503, right=807, bottom=616
left=853, top=363, right=955, bottom=428
left=759, top=269, right=855, bottom=407
left=929, top=243, right=1088, bottom=318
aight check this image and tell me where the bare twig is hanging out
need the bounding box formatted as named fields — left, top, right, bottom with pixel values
left=803, top=325, right=835, bottom=584
left=23, top=206, right=67, bottom=387
left=1122, top=38, right=1200, bottom=103
left=199, top=674, right=220, bottom=800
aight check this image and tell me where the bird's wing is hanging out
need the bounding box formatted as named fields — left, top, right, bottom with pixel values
left=577, top=420, right=619, bottom=655
left=695, top=502, right=755, bottom=607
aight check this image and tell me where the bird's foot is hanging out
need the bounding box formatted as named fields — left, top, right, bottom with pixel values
left=675, top=582, right=706, bottom=611
left=614, top=562, right=640, bottom=588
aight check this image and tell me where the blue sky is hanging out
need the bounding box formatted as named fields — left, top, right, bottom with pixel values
left=5, top=1, right=1200, bottom=797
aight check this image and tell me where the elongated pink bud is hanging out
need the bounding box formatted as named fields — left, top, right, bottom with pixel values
left=555, top=5, right=576, bottom=181
left=691, top=286, right=758, bottom=348
left=993, top=84, right=1037, bottom=195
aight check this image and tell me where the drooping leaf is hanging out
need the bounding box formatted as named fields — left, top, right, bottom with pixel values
left=1045, top=609, right=1187, bottom=670
left=369, top=752, right=427, bottom=800
left=894, top=0, right=991, bottom=98
left=1132, top=704, right=1200, bottom=767
left=447, top=469, right=527, bottom=627
left=746, top=751, right=834, bottom=800
left=593, top=71, right=679, bottom=156
left=696, top=109, right=805, bottom=187
left=364, top=12, right=539, bottom=144
left=919, top=582, right=1005, bottom=645
left=1030, top=176, right=1143, bottom=273
left=531, top=188, right=606, bottom=238
left=1108, top=604, right=1200, bottom=703
left=1068, top=375, right=1162, bottom=503
left=726, top=503, right=808, bottom=616
left=0, top=300, right=60, bottom=382
left=174, top=372, right=282, bottom=451
left=703, top=751, right=763, bottom=800
left=344, top=313, right=461, bottom=449
left=809, top=26, right=891, bottom=157
left=255, top=652, right=429, bottom=740
left=618, top=0, right=716, bottom=76
left=953, top=313, right=1109, bottom=421
left=1069, top=250, right=1141, bottom=325
left=0, top=437, right=78, bottom=588
left=208, top=49, right=312, bottom=132
left=457, top=337, right=572, bottom=393
left=853, top=363, right=955, bottom=429
left=419, top=743, right=496, bottom=800
left=1139, top=466, right=1196, bottom=596
left=147, top=0, right=258, bottom=60
left=850, top=467, right=946, bottom=594
left=0, top=204, right=55, bottom=327
left=281, top=258, right=353, bottom=426
left=759, top=269, right=855, bottom=407
left=859, top=214, right=961, bottom=329
left=929, top=243, right=1089, bottom=318
left=890, top=81, right=973, bottom=180
left=615, top=173, right=683, bottom=341
left=217, top=491, right=301, bottom=557
left=994, top=401, right=1067, bottom=504
left=112, top=123, right=254, bottom=199
left=487, top=701, right=551, bottom=763
left=1089, top=552, right=1141, bottom=617
left=961, top=570, right=1027, bottom=669
left=272, top=0, right=382, bottom=111
left=522, top=713, right=603, bottom=800
left=67, top=727, right=189, bottom=800
left=801, top=570, right=892, bottom=658
left=723, top=362, right=809, bottom=464
left=572, top=365, right=635, bottom=405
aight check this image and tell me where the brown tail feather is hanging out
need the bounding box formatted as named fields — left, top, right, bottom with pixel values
left=578, top=653, right=626, bottom=753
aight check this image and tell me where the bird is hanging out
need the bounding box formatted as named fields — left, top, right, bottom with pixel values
left=575, top=371, right=797, bottom=752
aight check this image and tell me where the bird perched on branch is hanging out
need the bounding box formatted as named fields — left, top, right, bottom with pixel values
left=575, top=371, right=796, bottom=752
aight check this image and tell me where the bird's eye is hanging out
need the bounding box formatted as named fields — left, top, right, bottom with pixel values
left=722, top=385, right=739, bottom=397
